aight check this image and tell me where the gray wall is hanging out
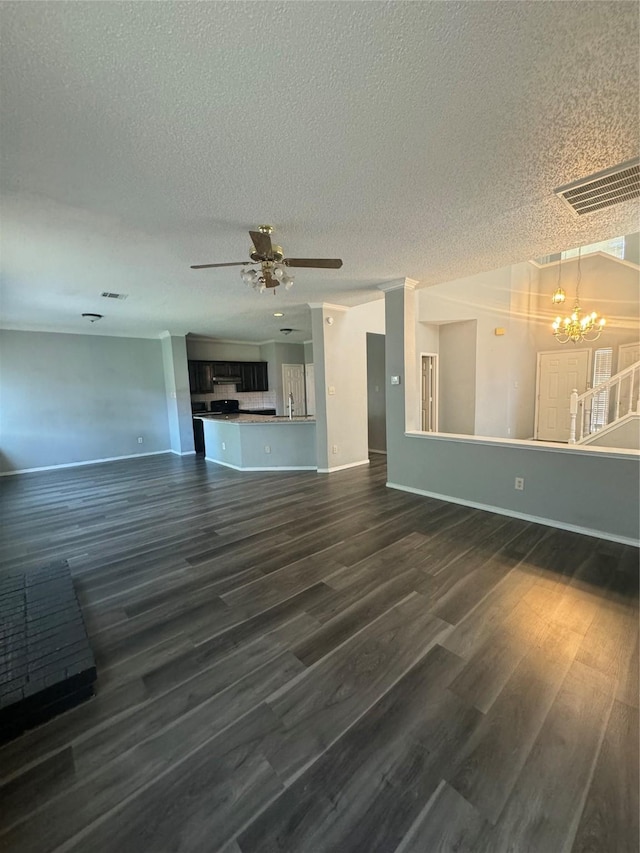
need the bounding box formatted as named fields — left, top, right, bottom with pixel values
left=0, top=330, right=171, bottom=473
left=385, top=286, right=640, bottom=545
left=366, top=333, right=386, bottom=452
left=161, top=334, right=194, bottom=455
left=202, top=418, right=316, bottom=469
left=438, top=321, right=476, bottom=434
left=186, top=338, right=262, bottom=361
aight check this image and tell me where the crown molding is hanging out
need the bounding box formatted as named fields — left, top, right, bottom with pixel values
left=307, top=302, right=349, bottom=312
left=378, top=278, right=419, bottom=293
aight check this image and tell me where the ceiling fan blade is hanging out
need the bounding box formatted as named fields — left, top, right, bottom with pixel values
left=250, top=230, right=273, bottom=258
left=284, top=258, right=343, bottom=269
left=190, top=261, right=248, bottom=269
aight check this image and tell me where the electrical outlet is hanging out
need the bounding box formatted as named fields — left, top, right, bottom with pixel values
left=515, top=477, right=524, bottom=491
left=264, top=445, right=271, bottom=454
left=332, top=445, right=338, bottom=454
left=137, top=436, right=143, bottom=444
left=222, top=442, right=226, bottom=450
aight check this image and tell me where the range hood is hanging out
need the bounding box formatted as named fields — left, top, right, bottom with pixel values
left=211, top=375, right=242, bottom=384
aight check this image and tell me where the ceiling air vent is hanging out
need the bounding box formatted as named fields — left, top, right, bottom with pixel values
left=101, top=291, right=128, bottom=300
left=555, top=158, right=640, bottom=216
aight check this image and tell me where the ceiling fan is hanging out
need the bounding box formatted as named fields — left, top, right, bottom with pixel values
left=191, top=225, right=343, bottom=292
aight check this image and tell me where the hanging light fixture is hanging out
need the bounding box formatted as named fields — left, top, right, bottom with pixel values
left=551, top=254, right=566, bottom=305
left=241, top=261, right=294, bottom=293
left=240, top=245, right=295, bottom=295
left=552, top=247, right=606, bottom=343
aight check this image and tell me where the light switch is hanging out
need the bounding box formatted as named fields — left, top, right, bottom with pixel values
left=390, top=376, right=401, bottom=385
left=328, top=385, right=336, bottom=395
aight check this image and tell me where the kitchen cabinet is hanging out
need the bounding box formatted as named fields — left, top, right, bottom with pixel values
left=189, top=361, right=215, bottom=393
left=211, top=362, right=242, bottom=381
left=188, top=360, right=268, bottom=393
left=239, top=362, right=268, bottom=392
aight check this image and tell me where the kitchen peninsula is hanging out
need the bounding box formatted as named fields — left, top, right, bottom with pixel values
left=196, top=414, right=317, bottom=471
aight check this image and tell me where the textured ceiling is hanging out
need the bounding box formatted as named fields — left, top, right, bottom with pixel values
left=1, top=1, right=638, bottom=342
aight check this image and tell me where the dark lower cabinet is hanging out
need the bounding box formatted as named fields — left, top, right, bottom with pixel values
left=193, top=418, right=205, bottom=454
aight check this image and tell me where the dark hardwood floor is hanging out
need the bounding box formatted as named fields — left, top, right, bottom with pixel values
left=0, top=453, right=638, bottom=852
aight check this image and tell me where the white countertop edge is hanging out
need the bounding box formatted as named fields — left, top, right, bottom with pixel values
left=405, top=430, right=640, bottom=460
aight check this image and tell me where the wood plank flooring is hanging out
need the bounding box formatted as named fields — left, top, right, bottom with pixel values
left=0, top=453, right=638, bottom=852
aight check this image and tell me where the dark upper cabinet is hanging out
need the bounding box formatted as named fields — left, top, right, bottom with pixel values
left=188, top=360, right=268, bottom=393
left=189, top=361, right=214, bottom=393
left=211, top=362, right=242, bottom=381
left=239, top=362, right=268, bottom=392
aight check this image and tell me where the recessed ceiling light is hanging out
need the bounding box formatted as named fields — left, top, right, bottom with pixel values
left=273, top=312, right=284, bottom=317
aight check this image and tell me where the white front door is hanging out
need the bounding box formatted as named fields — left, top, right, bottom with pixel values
left=282, top=364, right=305, bottom=416
left=535, top=349, right=590, bottom=442
left=305, top=364, right=315, bottom=416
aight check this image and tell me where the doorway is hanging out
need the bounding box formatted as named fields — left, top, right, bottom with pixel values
left=535, top=349, right=590, bottom=441
left=421, top=354, right=439, bottom=432
left=282, top=364, right=305, bottom=416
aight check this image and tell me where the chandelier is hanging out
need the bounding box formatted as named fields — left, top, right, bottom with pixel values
left=552, top=248, right=606, bottom=343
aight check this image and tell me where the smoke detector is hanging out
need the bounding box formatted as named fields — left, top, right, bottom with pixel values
left=82, top=313, right=103, bottom=323
left=555, top=158, right=640, bottom=216
left=280, top=328, right=293, bottom=335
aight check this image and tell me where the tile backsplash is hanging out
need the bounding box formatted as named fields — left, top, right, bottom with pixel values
left=191, top=389, right=276, bottom=409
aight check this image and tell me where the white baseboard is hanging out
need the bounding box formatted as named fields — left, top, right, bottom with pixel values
left=205, top=456, right=316, bottom=472
left=0, top=450, right=173, bottom=477
left=170, top=450, right=196, bottom=456
left=368, top=449, right=387, bottom=455
left=317, top=459, right=370, bottom=474
left=386, top=481, right=640, bottom=547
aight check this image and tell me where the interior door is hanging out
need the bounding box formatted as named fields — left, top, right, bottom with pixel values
left=282, top=364, right=305, bottom=416
left=535, top=349, right=590, bottom=441
left=421, top=354, right=438, bottom=431
left=305, top=364, right=315, bottom=416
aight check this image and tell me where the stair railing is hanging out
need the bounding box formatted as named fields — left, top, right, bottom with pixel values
left=569, top=359, right=640, bottom=444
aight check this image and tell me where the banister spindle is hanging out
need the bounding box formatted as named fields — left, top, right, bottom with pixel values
left=569, top=389, right=578, bottom=444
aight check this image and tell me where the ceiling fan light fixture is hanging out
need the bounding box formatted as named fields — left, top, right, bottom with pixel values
left=192, top=225, right=342, bottom=294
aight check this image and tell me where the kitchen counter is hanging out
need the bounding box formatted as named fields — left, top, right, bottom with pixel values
left=197, top=415, right=317, bottom=470
left=195, top=414, right=315, bottom=425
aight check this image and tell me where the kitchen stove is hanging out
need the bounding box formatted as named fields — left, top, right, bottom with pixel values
left=209, top=399, right=240, bottom=414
